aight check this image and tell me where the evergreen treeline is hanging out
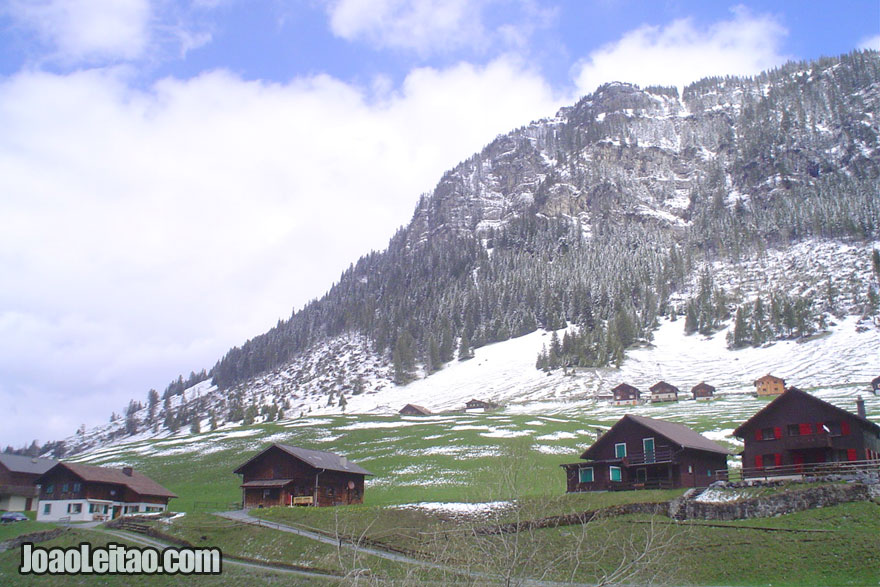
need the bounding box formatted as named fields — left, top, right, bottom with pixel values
left=87, top=51, right=880, bottom=441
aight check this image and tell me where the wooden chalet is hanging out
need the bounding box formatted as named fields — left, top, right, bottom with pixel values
left=871, top=375, right=880, bottom=395
left=465, top=399, right=499, bottom=412
left=34, top=463, right=176, bottom=522
left=399, top=404, right=433, bottom=416
left=611, top=383, right=640, bottom=406
left=734, top=387, right=880, bottom=478
left=754, top=374, right=786, bottom=397
left=0, top=453, right=56, bottom=512
left=649, top=381, right=679, bottom=403
left=691, top=382, right=716, bottom=400
left=561, top=415, right=730, bottom=491
left=234, top=444, right=372, bottom=508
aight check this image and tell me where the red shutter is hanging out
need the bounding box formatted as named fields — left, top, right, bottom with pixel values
left=774, top=453, right=782, bottom=467
left=755, top=455, right=763, bottom=468
left=755, top=429, right=762, bottom=441
left=847, top=449, right=857, bottom=462
left=815, top=423, right=823, bottom=435
left=793, top=453, right=804, bottom=465
left=799, top=423, right=811, bottom=435
left=841, top=421, right=850, bottom=436
left=774, top=427, right=782, bottom=439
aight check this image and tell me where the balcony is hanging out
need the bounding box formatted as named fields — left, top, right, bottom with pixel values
left=781, top=433, right=833, bottom=450
left=0, top=484, right=38, bottom=497
left=622, top=447, right=676, bottom=466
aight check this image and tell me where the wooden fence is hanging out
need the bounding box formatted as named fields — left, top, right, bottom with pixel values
left=715, top=459, right=880, bottom=483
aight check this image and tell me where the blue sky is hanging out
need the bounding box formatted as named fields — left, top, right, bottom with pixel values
left=0, top=0, right=877, bottom=448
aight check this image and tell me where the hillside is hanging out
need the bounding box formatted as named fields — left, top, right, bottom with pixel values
left=41, top=50, right=880, bottom=457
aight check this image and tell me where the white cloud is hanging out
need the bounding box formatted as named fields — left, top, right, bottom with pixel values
left=0, top=57, right=561, bottom=446
left=324, top=0, right=553, bottom=57
left=573, top=6, right=789, bottom=94
left=859, top=34, right=880, bottom=51
left=3, top=0, right=152, bottom=63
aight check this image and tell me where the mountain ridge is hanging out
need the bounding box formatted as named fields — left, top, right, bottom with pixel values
left=24, top=50, right=880, bottom=458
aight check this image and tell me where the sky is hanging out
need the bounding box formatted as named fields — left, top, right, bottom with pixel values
left=0, top=0, right=878, bottom=449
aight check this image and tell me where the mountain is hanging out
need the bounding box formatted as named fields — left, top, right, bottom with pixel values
left=47, top=50, right=880, bottom=458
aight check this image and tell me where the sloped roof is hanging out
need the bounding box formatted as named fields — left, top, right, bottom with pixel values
left=36, top=463, right=176, bottom=499
left=612, top=383, right=640, bottom=395
left=691, top=382, right=716, bottom=393
left=650, top=381, right=680, bottom=393
left=581, top=414, right=731, bottom=459
left=400, top=404, right=432, bottom=415
left=0, top=453, right=57, bottom=475
left=733, top=387, right=880, bottom=437
left=754, top=374, right=785, bottom=385
left=234, top=444, right=373, bottom=476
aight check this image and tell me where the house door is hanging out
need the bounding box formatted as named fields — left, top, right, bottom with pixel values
left=636, top=468, right=647, bottom=484
left=25, top=498, right=33, bottom=511
left=643, top=438, right=655, bottom=463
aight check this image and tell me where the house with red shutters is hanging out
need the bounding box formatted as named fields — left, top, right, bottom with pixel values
left=734, top=387, right=880, bottom=477
left=561, top=415, right=730, bottom=492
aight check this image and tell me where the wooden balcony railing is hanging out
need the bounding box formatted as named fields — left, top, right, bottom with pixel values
left=622, top=447, right=677, bottom=466
left=714, top=459, right=880, bottom=482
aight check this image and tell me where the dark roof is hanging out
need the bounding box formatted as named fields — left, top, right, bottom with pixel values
left=234, top=444, right=373, bottom=476
left=36, top=463, right=177, bottom=499
left=612, top=383, right=640, bottom=395
left=581, top=414, right=731, bottom=460
left=691, top=382, right=716, bottom=393
left=733, top=387, right=880, bottom=437
left=241, top=478, right=294, bottom=488
left=400, top=404, right=432, bottom=415
left=649, top=381, right=680, bottom=394
left=0, top=453, right=57, bottom=475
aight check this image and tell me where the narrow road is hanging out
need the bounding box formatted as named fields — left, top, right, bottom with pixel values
left=216, top=509, right=447, bottom=569
left=87, top=526, right=342, bottom=582
left=215, top=510, right=596, bottom=586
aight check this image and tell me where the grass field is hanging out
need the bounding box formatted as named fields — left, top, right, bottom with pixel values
left=4, top=391, right=877, bottom=585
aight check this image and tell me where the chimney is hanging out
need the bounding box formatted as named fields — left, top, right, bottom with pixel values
left=339, top=457, right=348, bottom=468
left=122, top=466, right=133, bottom=477
left=856, top=395, right=866, bottom=419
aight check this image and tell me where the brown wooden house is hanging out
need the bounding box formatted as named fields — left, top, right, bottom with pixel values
left=612, top=383, right=640, bottom=406
left=691, top=382, right=716, bottom=400
left=0, top=453, right=56, bottom=512
left=649, top=381, right=679, bottom=403
left=465, top=399, right=499, bottom=412
left=34, top=463, right=176, bottom=522
left=234, top=444, right=372, bottom=508
left=561, top=415, right=730, bottom=492
left=754, top=374, right=786, bottom=396
left=734, top=387, right=880, bottom=477
left=871, top=375, right=880, bottom=395
left=399, top=404, right=433, bottom=416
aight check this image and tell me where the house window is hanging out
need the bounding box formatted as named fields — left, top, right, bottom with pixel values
left=61, top=483, right=69, bottom=493
left=103, top=505, right=109, bottom=514
left=578, top=467, right=594, bottom=483
left=761, top=427, right=776, bottom=440
left=615, top=443, right=627, bottom=458
left=46, top=484, right=54, bottom=494
left=707, top=469, right=713, bottom=478
left=89, top=504, right=97, bottom=513
left=610, top=466, right=622, bottom=482
left=787, top=424, right=800, bottom=436
left=43, top=503, right=51, bottom=514
left=67, top=503, right=82, bottom=514
left=72, top=483, right=81, bottom=493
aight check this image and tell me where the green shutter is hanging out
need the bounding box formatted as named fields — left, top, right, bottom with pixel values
left=610, top=466, right=622, bottom=482
left=579, top=467, right=594, bottom=483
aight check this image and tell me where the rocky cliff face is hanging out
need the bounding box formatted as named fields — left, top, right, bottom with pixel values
left=408, top=53, right=879, bottom=243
